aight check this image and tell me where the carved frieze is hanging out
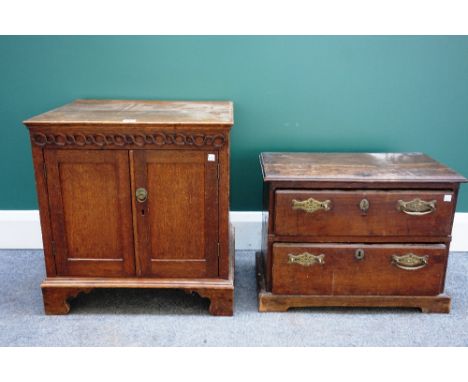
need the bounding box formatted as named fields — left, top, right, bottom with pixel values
left=31, top=132, right=225, bottom=148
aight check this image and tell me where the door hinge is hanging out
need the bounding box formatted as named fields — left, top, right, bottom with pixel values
left=217, top=242, right=220, bottom=257
left=217, top=163, right=220, bottom=179
left=43, top=162, right=47, bottom=179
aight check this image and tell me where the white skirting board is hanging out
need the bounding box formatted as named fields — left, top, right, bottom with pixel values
left=0, top=210, right=467, bottom=251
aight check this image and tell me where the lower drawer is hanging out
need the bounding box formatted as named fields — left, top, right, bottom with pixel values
left=272, top=243, right=448, bottom=296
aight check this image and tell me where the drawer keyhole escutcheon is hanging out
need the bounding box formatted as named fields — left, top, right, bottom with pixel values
left=288, top=252, right=325, bottom=266
left=359, top=198, right=370, bottom=214
left=135, top=187, right=148, bottom=203
left=355, top=248, right=365, bottom=260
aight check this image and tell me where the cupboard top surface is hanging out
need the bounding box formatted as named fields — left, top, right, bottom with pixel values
left=260, top=152, right=467, bottom=183
left=24, top=99, right=234, bottom=127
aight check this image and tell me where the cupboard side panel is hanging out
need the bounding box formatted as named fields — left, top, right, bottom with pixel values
left=218, top=141, right=230, bottom=279
left=204, top=151, right=220, bottom=276
left=30, top=144, right=56, bottom=276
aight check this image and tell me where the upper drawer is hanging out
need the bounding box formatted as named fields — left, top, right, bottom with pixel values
left=274, top=190, right=456, bottom=237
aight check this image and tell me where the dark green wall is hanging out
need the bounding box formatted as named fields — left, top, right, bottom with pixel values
left=1, top=36, right=467, bottom=211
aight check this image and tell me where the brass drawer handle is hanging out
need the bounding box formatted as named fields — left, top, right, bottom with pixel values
left=392, top=253, right=428, bottom=270
left=292, top=198, right=331, bottom=213
left=397, top=198, right=436, bottom=215
left=288, top=252, right=325, bottom=266
left=135, top=187, right=148, bottom=203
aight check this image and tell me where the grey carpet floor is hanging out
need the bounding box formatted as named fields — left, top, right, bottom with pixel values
left=0, top=250, right=467, bottom=346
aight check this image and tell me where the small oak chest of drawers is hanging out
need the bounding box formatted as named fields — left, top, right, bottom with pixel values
left=257, top=152, right=466, bottom=313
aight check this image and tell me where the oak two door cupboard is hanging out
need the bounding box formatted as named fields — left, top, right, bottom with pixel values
left=24, top=99, right=234, bottom=316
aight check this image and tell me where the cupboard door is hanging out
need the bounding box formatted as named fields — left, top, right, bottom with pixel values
left=44, top=150, right=135, bottom=277
left=132, top=150, right=219, bottom=278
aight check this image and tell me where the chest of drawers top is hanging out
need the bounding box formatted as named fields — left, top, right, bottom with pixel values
left=260, top=152, right=466, bottom=184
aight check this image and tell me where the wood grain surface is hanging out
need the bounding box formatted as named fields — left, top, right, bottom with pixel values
left=132, top=149, right=219, bottom=278
left=272, top=243, right=447, bottom=296
left=257, top=252, right=450, bottom=313
left=261, top=152, right=467, bottom=183
left=24, top=99, right=234, bottom=126
left=44, top=149, right=135, bottom=277
left=274, top=189, right=455, bottom=237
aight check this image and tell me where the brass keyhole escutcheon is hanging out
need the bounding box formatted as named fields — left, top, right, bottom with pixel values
left=359, top=198, right=369, bottom=213
left=135, top=187, right=148, bottom=203
left=355, top=249, right=365, bottom=260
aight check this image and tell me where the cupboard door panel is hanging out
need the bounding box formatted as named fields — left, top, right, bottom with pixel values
left=132, top=150, right=219, bottom=278
left=44, top=150, right=135, bottom=277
